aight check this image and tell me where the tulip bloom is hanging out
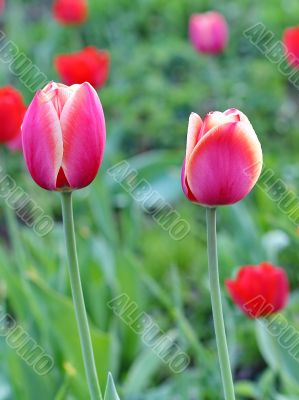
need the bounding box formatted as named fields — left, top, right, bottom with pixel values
left=0, top=86, right=26, bottom=144
left=226, top=262, right=289, bottom=318
left=55, top=47, right=110, bottom=90
left=181, top=109, right=263, bottom=206
left=189, top=12, right=228, bottom=54
left=0, top=0, right=5, bottom=15
left=53, top=0, right=88, bottom=25
left=22, top=82, right=106, bottom=191
left=283, top=26, right=299, bottom=69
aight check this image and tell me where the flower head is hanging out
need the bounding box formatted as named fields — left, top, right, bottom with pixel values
left=53, top=0, right=88, bottom=25
left=225, top=262, right=289, bottom=318
left=283, top=26, right=299, bottom=69
left=189, top=11, right=228, bottom=54
left=0, top=86, right=26, bottom=145
left=54, top=47, right=110, bottom=90
left=181, top=108, right=263, bottom=206
left=22, top=82, right=106, bottom=191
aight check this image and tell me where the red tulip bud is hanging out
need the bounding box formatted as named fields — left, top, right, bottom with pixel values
left=283, top=26, right=299, bottom=69
left=225, top=262, right=289, bottom=318
left=53, top=0, right=88, bottom=25
left=0, top=86, right=26, bottom=144
left=54, top=47, right=110, bottom=90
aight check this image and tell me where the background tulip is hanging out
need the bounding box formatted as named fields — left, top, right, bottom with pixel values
left=0, top=0, right=5, bottom=14
left=283, top=26, right=299, bottom=68
left=226, top=262, right=289, bottom=318
left=0, top=86, right=26, bottom=144
left=22, top=82, right=106, bottom=191
left=189, top=11, right=228, bottom=54
left=54, top=47, right=110, bottom=90
left=181, top=108, right=263, bottom=206
left=53, top=0, right=88, bottom=25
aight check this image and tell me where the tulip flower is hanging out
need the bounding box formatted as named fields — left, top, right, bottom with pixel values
left=181, top=108, right=263, bottom=206
left=53, top=0, right=88, bottom=25
left=54, top=47, right=110, bottom=90
left=0, top=86, right=26, bottom=144
left=22, top=81, right=106, bottom=191
left=226, top=262, right=289, bottom=318
left=181, top=108, right=263, bottom=400
left=22, top=81, right=105, bottom=400
left=0, top=0, right=5, bottom=14
left=189, top=11, right=228, bottom=54
left=283, top=26, right=299, bottom=69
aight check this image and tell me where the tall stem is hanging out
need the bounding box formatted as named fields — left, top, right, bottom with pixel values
left=206, top=207, right=235, bottom=400
left=61, top=192, right=102, bottom=400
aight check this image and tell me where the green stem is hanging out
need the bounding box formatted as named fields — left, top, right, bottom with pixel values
left=61, top=192, right=102, bottom=400
left=206, top=207, right=235, bottom=400
left=0, top=150, right=26, bottom=269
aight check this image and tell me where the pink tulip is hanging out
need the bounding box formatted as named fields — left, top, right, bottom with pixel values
left=189, top=11, right=228, bottom=54
left=22, top=82, right=106, bottom=191
left=181, top=109, right=263, bottom=206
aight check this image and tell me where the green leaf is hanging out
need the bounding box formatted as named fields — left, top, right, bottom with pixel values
left=255, top=319, right=299, bottom=393
left=104, top=373, right=120, bottom=400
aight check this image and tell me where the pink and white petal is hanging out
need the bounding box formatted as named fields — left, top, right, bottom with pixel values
left=181, top=158, right=197, bottom=202
left=186, top=112, right=203, bottom=161
left=224, top=108, right=251, bottom=124
left=60, top=82, right=106, bottom=189
left=42, top=82, right=74, bottom=117
left=200, top=109, right=247, bottom=138
left=200, top=111, right=227, bottom=137
left=186, top=121, right=263, bottom=206
left=22, top=90, right=63, bottom=190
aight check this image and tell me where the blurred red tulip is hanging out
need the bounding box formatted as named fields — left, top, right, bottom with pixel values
left=283, top=26, right=299, bottom=68
left=189, top=11, right=228, bottom=54
left=22, top=82, right=106, bottom=191
left=53, top=0, right=88, bottom=25
left=181, top=108, right=263, bottom=206
left=54, top=47, right=110, bottom=90
left=0, top=86, right=26, bottom=144
left=0, top=0, right=5, bottom=15
left=225, top=262, right=289, bottom=318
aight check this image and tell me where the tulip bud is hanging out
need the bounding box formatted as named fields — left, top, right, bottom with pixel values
left=181, top=108, right=263, bottom=206
left=53, top=0, right=88, bottom=25
left=55, top=47, right=110, bottom=90
left=283, top=26, right=299, bottom=69
left=189, top=11, right=228, bottom=54
left=225, top=262, right=289, bottom=318
left=0, top=86, right=26, bottom=144
left=22, top=82, right=106, bottom=191
left=0, top=0, right=5, bottom=15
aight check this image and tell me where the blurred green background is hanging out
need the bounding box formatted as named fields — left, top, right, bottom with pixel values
left=1, top=0, right=299, bottom=399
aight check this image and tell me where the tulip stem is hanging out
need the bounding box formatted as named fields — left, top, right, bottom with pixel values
left=61, top=192, right=102, bottom=400
left=206, top=207, right=235, bottom=400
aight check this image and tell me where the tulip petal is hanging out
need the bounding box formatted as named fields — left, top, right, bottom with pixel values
left=22, top=90, right=63, bottom=190
left=200, top=110, right=247, bottom=138
left=186, top=112, right=203, bottom=160
left=60, top=82, right=106, bottom=189
left=186, top=121, right=262, bottom=206
left=181, top=159, right=197, bottom=201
